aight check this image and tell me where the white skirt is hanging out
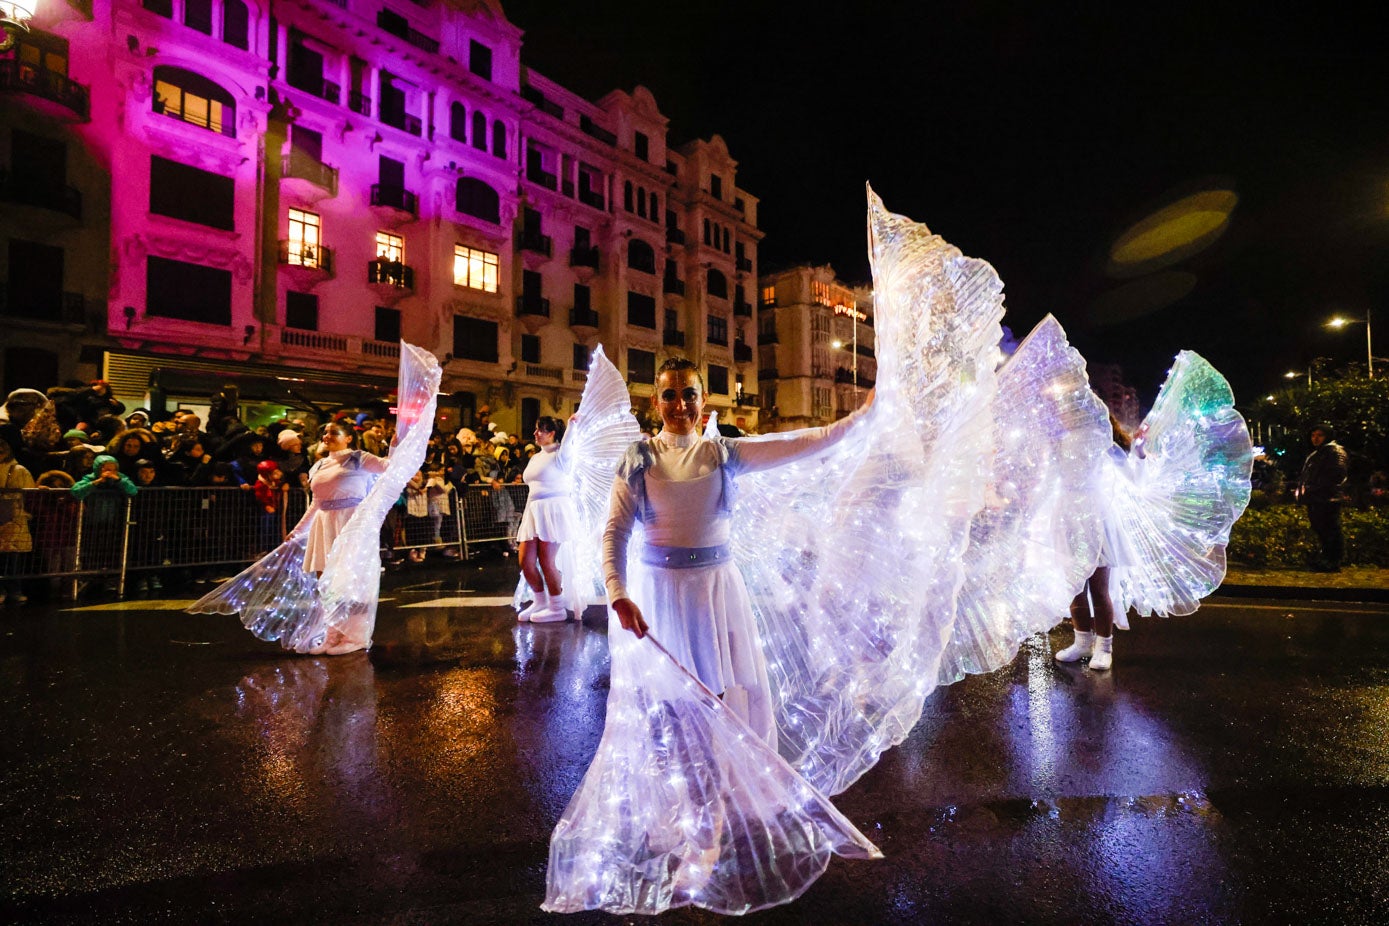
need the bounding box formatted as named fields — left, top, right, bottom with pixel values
left=629, top=557, right=776, bottom=748
left=517, top=494, right=577, bottom=543
left=304, top=506, right=356, bottom=574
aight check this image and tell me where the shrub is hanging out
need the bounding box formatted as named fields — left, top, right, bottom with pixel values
left=1228, top=504, right=1389, bottom=568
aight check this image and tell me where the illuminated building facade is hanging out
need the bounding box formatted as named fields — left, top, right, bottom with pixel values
left=0, top=0, right=761, bottom=434
left=757, top=264, right=874, bottom=431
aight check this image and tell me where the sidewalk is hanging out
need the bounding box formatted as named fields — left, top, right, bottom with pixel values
left=1219, top=565, right=1389, bottom=603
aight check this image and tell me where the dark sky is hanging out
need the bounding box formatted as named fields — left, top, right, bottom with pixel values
left=500, top=1, right=1389, bottom=406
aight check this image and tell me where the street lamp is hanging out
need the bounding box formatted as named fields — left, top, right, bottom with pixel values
left=1327, top=310, right=1374, bottom=378
left=0, top=0, right=36, bottom=53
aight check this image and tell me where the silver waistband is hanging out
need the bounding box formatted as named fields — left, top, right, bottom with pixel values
left=318, top=497, right=362, bottom=511
left=640, top=543, right=732, bottom=569
left=528, top=491, right=566, bottom=502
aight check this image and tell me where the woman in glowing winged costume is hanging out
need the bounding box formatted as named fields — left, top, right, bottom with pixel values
left=189, top=342, right=441, bottom=655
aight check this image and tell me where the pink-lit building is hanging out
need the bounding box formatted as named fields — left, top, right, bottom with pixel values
left=756, top=265, right=875, bottom=431
left=0, top=0, right=762, bottom=434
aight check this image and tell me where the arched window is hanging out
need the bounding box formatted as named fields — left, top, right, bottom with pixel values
left=628, top=239, right=656, bottom=275
left=153, top=66, right=236, bottom=137
left=492, top=120, right=507, bottom=158
left=456, top=177, right=500, bottom=224
left=222, top=0, right=249, bottom=49
left=450, top=102, right=467, bottom=142
left=706, top=268, right=728, bottom=299
left=623, top=180, right=633, bottom=212
left=471, top=111, right=487, bottom=150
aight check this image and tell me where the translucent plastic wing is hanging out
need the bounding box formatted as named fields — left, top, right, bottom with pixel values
left=189, top=341, right=441, bottom=651
left=543, top=617, right=881, bottom=916
left=1105, top=351, right=1253, bottom=619
left=732, top=187, right=1005, bottom=797
left=319, top=342, right=441, bottom=641
left=938, top=314, right=1112, bottom=685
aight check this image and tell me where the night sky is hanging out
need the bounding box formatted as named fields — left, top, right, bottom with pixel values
left=501, top=1, right=1388, bottom=408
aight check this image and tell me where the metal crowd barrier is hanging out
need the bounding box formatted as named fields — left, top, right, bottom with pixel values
left=1, top=483, right=530, bottom=598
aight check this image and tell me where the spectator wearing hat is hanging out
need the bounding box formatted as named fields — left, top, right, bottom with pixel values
left=253, top=459, right=284, bottom=554
left=71, top=454, right=138, bottom=593
left=1, top=388, right=57, bottom=473
left=63, top=380, right=126, bottom=430
left=1296, top=424, right=1349, bottom=572
left=0, top=422, right=36, bottom=605
left=274, top=429, right=312, bottom=488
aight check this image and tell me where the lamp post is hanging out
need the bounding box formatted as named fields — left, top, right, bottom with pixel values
left=0, top=0, right=35, bottom=53
left=1327, top=310, right=1374, bottom=379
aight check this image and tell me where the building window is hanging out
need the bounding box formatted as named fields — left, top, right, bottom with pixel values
left=149, top=155, right=234, bottom=230
left=146, top=256, right=231, bottom=325
left=709, top=174, right=723, bottom=199
left=648, top=191, right=659, bottom=220
left=453, top=315, right=498, bottom=363
left=520, top=334, right=540, bottom=364
left=627, top=239, right=656, bottom=275
left=634, top=131, right=649, bottom=162
left=5, top=239, right=63, bottom=320
left=453, top=245, right=499, bottom=293
left=706, top=268, right=728, bottom=300
left=470, top=111, right=487, bottom=150
left=707, top=364, right=728, bottom=395
left=813, top=386, right=832, bottom=419
left=707, top=314, right=728, bottom=346
left=287, top=209, right=322, bottom=267
left=573, top=283, right=591, bottom=311
left=627, top=292, right=656, bottom=329
left=143, top=0, right=172, bottom=18
left=702, top=218, right=710, bottom=245
left=722, top=227, right=730, bottom=253
left=491, top=120, right=507, bottom=158
left=375, top=231, right=403, bottom=264
left=469, top=40, right=492, bottom=80
left=449, top=102, right=467, bottom=142
left=184, top=0, right=213, bottom=34
left=375, top=306, right=401, bottom=342
left=636, top=188, right=646, bottom=218
left=623, top=181, right=634, bottom=212
left=153, top=67, right=236, bottom=136
left=628, top=348, right=655, bottom=385
left=222, top=0, right=249, bottom=49
left=285, top=290, right=318, bottom=330
left=455, top=177, right=500, bottom=223
left=761, top=285, right=776, bottom=306
left=573, top=343, right=590, bottom=371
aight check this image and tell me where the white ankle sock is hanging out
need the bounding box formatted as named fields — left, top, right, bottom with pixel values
left=519, top=587, right=548, bottom=620
left=1089, top=634, right=1113, bottom=671
left=1055, top=630, right=1094, bottom=663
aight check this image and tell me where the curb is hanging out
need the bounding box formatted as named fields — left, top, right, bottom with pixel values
left=1215, top=584, right=1389, bottom=605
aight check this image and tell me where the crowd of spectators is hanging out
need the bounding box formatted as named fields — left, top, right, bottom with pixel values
left=0, top=382, right=550, bottom=604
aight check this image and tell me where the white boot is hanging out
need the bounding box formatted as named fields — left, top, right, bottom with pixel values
left=1055, top=629, right=1094, bottom=663
left=529, top=587, right=568, bottom=623
left=1088, top=634, right=1113, bottom=671
left=518, top=587, right=547, bottom=622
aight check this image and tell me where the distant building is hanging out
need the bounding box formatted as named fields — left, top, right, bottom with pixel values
left=0, top=0, right=761, bottom=434
left=756, top=265, right=875, bottom=431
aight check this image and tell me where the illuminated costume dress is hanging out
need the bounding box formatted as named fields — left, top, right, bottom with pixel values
left=189, top=342, right=441, bottom=653
left=545, top=190, right=1031, bottom=915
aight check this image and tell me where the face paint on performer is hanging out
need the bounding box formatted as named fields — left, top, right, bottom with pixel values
left=654, top=368, right=705, bottom=436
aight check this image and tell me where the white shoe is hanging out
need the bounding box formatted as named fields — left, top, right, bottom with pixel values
left=529, top=589, right=568, bottom=623
left=1088, top=635, right=1113, bottom=671
left=1055, top=630, right=1094, bottom=663
left=518, top=587, right=547, bottom=621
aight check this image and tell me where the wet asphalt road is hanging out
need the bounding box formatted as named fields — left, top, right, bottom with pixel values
left=2, top=559, right=1387, bottom=925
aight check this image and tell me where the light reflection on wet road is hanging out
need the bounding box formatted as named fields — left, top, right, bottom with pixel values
left=2, top=563, right=1387, bottom=924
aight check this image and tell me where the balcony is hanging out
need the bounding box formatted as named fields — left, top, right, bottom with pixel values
left=665, top=227, right=686, bottom=246
left=736, top=256, right=753, bottom=273
left=520, top=233, right=552, bottom=257
left=578, top=188, right=605, bottom=210
left=735, top=392, right=759, bottom=408
left=281, top=328, right=348, bottom=353
left=367, top=259, right=414, bottom=303
left=569, top=307, right=600, bottom=334
left=663, top=328, right=685, bottom=347
left=516, top=293, right=551, bottom=333
left=663, top=276, right=685, bottom=297
left=734, top=342, right=753, bottom=363
left=521, top=84, right=564, bottom=119
left=381, top=109, right=423, bottom=137
left=733, top=300, right=753, bottom=318
left=525, top=164, right=558, bottom=191
left=758, top=367, right=778, bottom=380
left=286, top=72, right=340, bottom=105
left=349, top=91, right=372, bottom=116
left=0, top=288, right=87, bottom=326
left=836, top=368, right=875, bottom=388
left=281, top=152, right=338, bottom=201
left=579, top=115, right=617, bottom=146
left=370, top=183, right=418, bottom=223
left=758, top=330, right=779, bottom=345
left=376, top=10, right=439, bottom=54
left=279, top=240, right=334, bottom=287
left=0, top=169, right=82, bottom=221
left=0, top=59, right=90, bottom=122
left=363, top=339, right=400, bottom=360
left=525, top=364, right=564, bottom=383
left=707, top=333, right=728, bottom=348
left=569, top=246, right=600, bottom=271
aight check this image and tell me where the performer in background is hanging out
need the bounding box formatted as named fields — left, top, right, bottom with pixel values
left=515, top=416, right=579, bottom=623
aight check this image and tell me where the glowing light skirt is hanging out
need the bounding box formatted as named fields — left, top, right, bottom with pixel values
left=1102, top=350, right=1253, bottom=620
left=189, top=342, right=442, bottom=652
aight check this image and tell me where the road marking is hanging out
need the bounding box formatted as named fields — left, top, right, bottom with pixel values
left=1200, top=600, right=1389, bottom=615
left=63, top=599, right=199, bottom=612
left=399, top=595, right=515, bottom=609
